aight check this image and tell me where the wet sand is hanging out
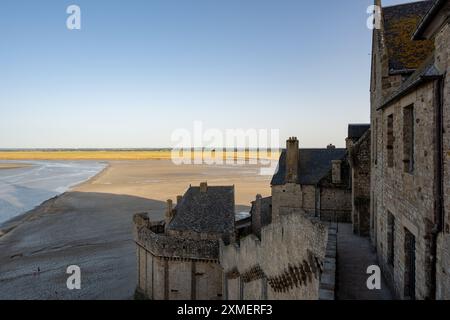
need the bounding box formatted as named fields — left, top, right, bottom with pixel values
left=0, top=163, right=32, bottom=170
left=0, top=160, right=271, bottom=300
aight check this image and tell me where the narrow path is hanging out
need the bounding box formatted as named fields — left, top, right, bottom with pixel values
left=336, top=223, right=393, bottom=300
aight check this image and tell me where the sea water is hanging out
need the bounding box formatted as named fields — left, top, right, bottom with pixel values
left=0, top=160, right=106, bottom=225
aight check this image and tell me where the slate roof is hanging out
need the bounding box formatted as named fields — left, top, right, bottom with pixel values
left=250, top=196, right=272, bottom=228
left=271, top=148, right=347, bottom=186
left=168, top=186, right=235, bottom=235
left=383, top=1, right=435, bottom=73
left=348, top=124, right=370, bottom=140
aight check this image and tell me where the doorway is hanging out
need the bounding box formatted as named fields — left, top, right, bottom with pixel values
left=404, top=228, right=416, bottom=300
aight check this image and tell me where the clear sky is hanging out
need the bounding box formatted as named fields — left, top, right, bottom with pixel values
left=0, top=0, right=421, bottom=148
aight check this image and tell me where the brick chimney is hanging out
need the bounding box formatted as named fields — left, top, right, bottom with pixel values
left=200, top=182, right=208, bottom=193
left=285, top=137, right=299, bottom=183
left=252, top=194, right=262, bottom=239
left=176, top=195, right=182, bottom=204
left=165, top=199, right=173, bottom=230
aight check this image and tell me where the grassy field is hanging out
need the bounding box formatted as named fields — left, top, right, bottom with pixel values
left=0, top=150, right=280, bottom=161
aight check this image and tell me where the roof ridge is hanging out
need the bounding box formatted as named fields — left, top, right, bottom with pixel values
left=383, top=0, right=431, bottom=10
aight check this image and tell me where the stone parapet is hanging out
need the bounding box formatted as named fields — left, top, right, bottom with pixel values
left=134, top=213, right=219, bottom=261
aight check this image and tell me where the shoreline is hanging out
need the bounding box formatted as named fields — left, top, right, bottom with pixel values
left=0, top=161, right=111, bottom=239
left=0, top=150, right=280, bottom=162
left=0, top=159, right=270, bottom=299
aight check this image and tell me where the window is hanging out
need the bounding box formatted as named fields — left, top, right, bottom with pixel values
left=403, top=105, right=415, bottom=173
left=387, top=211, right=395, bottom=266
left=387, top=114, right=394, bottom=168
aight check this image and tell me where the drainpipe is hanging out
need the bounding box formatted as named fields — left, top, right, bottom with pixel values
left=431, top=76, right=444, bottom=300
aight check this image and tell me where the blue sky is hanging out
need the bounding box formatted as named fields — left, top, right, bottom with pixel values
left=0, top=0, right=419, bottom=148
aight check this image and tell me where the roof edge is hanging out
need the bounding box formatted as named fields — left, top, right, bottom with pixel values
left=413, top=0, right=447, bottom=39
left=378, top=73, right=442, bottom=110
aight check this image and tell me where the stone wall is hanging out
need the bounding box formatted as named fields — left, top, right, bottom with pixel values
left=134, top=213, right=223, bottom=300
left=319, top=187, right=352, bottom=223
left=436, top=21, right=450, bottom=300
left=373, top=82, right=438, bottom=300
left=370, top=3, right=450, bottom=300
left=134, top=214, right=219, bottom=261
left=271, top=184, right=304, bottom=221
left=272, top=183, right=351, bottom=223
left=303, top=185, right=316, bottom=214
left=220, top=212, right=328, bottom=300
left=136, top=249, right=223, bottom=300
left=370, top=15, right=402, bottom=248
left=349, top=131, right=371, bottom=236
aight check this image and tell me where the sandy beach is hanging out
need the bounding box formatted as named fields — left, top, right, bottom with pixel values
left=0, top=160, right=271, bottom=300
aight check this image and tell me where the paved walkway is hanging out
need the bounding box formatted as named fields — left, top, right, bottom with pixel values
left=336, top=223, right=393, bottom=300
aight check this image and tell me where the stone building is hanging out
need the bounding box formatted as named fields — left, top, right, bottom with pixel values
left=370, top=0, right=449, bottom=299
left=347, top=124, right=371, bottom=236
left=270, top=137, right=352, bottom=223
left=220, top=136, right=354, bottom=300
left=133, top=182, right=235, bottom=300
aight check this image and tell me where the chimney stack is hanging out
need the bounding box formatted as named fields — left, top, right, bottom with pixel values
left=286, top=137, right=299, bottom=183
left=200, top=182, right=208, bottom=193
left=252, top=194, right=262, bottom=239
left=177, top=195, right=183, bottom=204
left=165, top=199, right=173, bottom=230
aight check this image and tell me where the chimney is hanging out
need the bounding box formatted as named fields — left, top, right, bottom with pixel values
left=327, top=144, right=336, bottom=149
left=165, top=199, right=173, bottom=230
left=332, top=160, right=342, bottom=184
left=200, top=182, right=208, bottom=193
left=177, top=195, right=183, bottom=204
left=285, top=137, right=299, bottom=183
left=252, top=194, right=262, bottom=239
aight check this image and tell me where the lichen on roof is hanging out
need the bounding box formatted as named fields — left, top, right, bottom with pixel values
left=383, top=1, right=435, bottom=73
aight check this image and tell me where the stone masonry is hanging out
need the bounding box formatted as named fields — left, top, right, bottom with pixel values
left=370, top=0, right=449, bottom=299
left=133, top=183, right=235, bottom=300
left=348, top=126, right=371, bottom=236
left=220, top=212, right=329, bottom=300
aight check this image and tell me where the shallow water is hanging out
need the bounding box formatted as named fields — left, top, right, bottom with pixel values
left=0, top=160, right=107, bottom=225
